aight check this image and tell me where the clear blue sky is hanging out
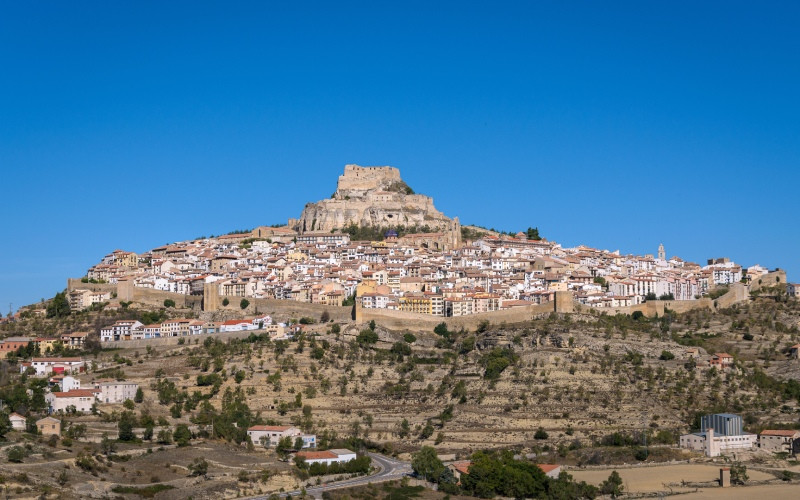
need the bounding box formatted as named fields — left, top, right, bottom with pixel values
left=1, top=1, right=799, bottom=312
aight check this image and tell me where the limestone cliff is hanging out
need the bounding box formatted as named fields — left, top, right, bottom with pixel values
left=289, top=164, right=460, bottom=247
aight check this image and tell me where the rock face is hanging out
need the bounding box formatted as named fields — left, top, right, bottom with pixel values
left=289, top=165, right=461, bottom=248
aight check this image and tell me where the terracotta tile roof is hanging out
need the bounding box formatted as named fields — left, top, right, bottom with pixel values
left=296, top=450, right=337, bottom=460
left=248, top=425, right=291, bottom=432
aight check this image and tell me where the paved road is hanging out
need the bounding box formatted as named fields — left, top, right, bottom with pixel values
left=249, top=452, right=412, bottom=499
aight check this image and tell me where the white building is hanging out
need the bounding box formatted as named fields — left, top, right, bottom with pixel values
left=246, top=425, right=315, bottom=448
left=9, top=412, right=26, bottom=431
left=295, top=448, right=356, bottom=465
left=100, top=320, right=144, bottom=342
left=45, top=389, right=99, bottom=413
left=21, top=357, right=85, bottom=377
left=95, top=380, right=139, bottom=404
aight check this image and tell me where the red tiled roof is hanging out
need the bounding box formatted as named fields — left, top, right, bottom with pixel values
left=248, top=425, right=291, bottom=432
left=296, top=450, right=337, bottom=460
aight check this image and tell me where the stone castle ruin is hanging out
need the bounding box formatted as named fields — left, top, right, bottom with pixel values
left=289, top=164, right=461, bottom=249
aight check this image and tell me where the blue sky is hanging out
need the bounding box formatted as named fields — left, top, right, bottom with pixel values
left=1, top=1, right=799, bottom=312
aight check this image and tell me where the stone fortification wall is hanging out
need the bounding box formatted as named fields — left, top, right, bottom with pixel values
left=749, top=270, right=787, bottom=292
left=336, top=164, right=400, bottom=194
left=127, top=287, right=203, bottom=310
left=67, top=278, right=117, bottom=294
left=356, top=301, right=556, bottom=332
left=217, top=296, right=352, bottom=323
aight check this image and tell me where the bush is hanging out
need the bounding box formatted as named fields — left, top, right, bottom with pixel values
left=240, top=299, right=250, bottom=310
left=534, top=427, right=548, bottom=440
left=222, top=298, right=230, bottom=307
left=188, top=458, right=208, bottom=477
left=163, top=299, right=175, bottom=308
left=7, top=446, right=24, bottom=463
left=659, top=350, right=675, bottom=361
left=403, top=333, right=417, bottom=344
left=356, top=329, right=378, bottom=345
left=174, top=424, right=192, bottom=447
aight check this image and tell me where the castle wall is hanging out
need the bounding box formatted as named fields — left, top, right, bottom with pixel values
left=356, top=301, right=557, bottom=332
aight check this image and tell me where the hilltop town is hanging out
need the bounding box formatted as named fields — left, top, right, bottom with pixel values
left=73, top=165, right=791, bottom=326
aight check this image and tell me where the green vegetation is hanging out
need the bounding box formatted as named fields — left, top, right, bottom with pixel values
left=480, top=347, right=518, bottom=380
left=163, top=299, right=175, bottom=308
left=240, top=298, right=250, bottom=309
left=46, top=292, right=70, bottom=318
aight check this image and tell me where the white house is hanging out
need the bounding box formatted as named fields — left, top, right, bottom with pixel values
left=94, top=380, right=139, bottom=404
left=9, top=412, right=26, bottom=431
left=100, top=320, right=144, bottom=342
left=295, top=448, right=356, bottom=465
left=247, top=425, right=315, bottom=448
left=21, top=357, right=85, bottom=377
left=45, top=389, right=99, bottom=413
left=50, top=375, right=81, bottom=392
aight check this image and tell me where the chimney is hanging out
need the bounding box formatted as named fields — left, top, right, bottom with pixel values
left=706, top=428, right=715, bottom=457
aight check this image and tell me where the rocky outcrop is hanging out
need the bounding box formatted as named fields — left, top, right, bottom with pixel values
left=289, top=165, right=460, bottom=245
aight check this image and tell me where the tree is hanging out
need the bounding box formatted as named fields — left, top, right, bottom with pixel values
left=134, top=387, right=144, bottom=403
left=46, top=292, right=70, bottom=318
left=7, top=446, right=24, bottom=463
left=174, top=424, right=192, bottom=447
left=593, top=276, right=606, bottom=287
left=189, top=458, right=208, bottom=477
left=276, top=436, right=293, bottom=458
left=525, top=226, right=541, bottom=240
left=118, top=411, right=137, bottom=441
left=600, top=470, right=624, bottom=497
left=411, top=446, right=444, bottom=482
left=0, top=412, right=12, bottom=439
left=294, top=436, right=304, bottom=450
left=222, top=298, right=230, bottom=307
left=157, top=428, right=173, bottom=444
left=534, top=427, right=548, bottom=440
left=433, top=322, right=449, bottom=336
left=163, top=299, right=176, bottom=308
left=143, top=423, right=154, bottom=441
left=101, top=433, right=116, bottom=455
left=356, top=329, right=378, bottom=345
left=730, top=462, right=748, bottom=484
left=123, top=399, right=135, bottom=410
left=320, top=311, right=330, bottom=323
left=645, top=292, right=657, bottom=301
left=398, top=418, right=411, bottom=438
left=240, top=298, right=250, bottom=310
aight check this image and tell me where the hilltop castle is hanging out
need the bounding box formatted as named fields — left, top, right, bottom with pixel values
left=288, top=164, right=461, bottom=250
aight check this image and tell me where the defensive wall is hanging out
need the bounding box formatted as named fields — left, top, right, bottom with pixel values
left=354, top=292, right=573, bottom=332
left=748, top=269, right=787, bottom=293
left=66, top=278, right=117, bottom=294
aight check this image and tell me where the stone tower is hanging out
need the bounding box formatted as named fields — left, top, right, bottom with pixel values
left=658, top=243, right=666, bottom=261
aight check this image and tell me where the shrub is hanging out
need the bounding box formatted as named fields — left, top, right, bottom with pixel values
left=659, top=350, right=675, bottom=361
left=163, top=299, right=175, bottom=308
left=240, top=298, right=250, bottom=310
left=534, top=427, right=548, bottom=440
left=7, top=446, right=24, bottom=463
left=403, top=333, right=417, bottom=344
left=222, top=298, right=230, bottom=306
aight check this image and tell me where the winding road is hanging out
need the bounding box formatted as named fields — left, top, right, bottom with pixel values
left=250, top=452, right=413, bottom=499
